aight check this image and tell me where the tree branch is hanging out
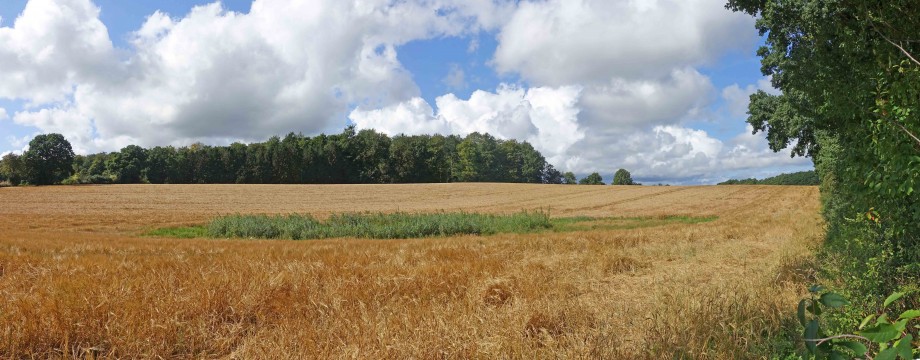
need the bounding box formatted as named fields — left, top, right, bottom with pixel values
left=865, top=17, right=920, bottom=149
left=804, top=334, right=871, bottom=346
left=874, top=28, right=920, bottom=67
left=804, top=335, right=873, bottom=360
left=884, top=117, right=920, bottom=148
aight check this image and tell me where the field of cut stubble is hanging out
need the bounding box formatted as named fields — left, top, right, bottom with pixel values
left=0, top=184, right=822, bottom=358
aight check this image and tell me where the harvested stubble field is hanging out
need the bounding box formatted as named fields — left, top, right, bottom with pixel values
left=0, top=183, right=822, bottom=359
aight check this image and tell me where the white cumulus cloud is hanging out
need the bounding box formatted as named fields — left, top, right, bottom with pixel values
left=0, top=0, right=117, bottom=105
left=1, top=0, right=516, bottom=152
left=0, top=0, right=810, bottom=183
left=560, top=124, right=811, bottom=184
left=721, top=77, right=778, bottom=117
left=579, top=68, right=714, bottom=130
left=492, top=0, right=755, bottom=86
left=350, top=84, right=583, bottom=166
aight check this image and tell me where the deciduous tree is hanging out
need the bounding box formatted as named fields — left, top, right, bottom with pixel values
left=563, top=172, right=577, bottom=185
left=612, top=168, right=635, bottom=185
left=0, top=153, right=26, bottom=185
left=579, top=172, right=604, bottom=185
left=23, top=134, right=75, bottom=185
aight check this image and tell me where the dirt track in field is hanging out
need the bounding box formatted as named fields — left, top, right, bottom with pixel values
left=0, top=184, right=822, bottom=359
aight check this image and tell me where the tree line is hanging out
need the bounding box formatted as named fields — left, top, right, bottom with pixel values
left=0, top=128, right=638, bottom=186
left=718, top=170, right=819, bottom=186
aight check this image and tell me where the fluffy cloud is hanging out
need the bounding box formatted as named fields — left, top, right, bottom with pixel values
left=1, top=0, right=515, bottom=152
left=350, top=84, right=583, bottom=166
left=492, top=0, right=755, bottom=86
left=0, top=0, right=809, bottom=183
left=12, top=106, right=95, bottom=153
left=721, top=125, right=811, bottom=169
left=6, top=134, right=33, bottom=152
left=554, top=76, right=808, bottom=183
left=474, top=0, right=772, bottom=180
left=579, top=68, right=714, bottom=130
left=349, top=97, right=446, bottom=135
left=721, top=77, right=778, bottom=117
left=0, top=108, right=8, bottom=121
left=560, top=124, right=811, bottom=184
left=0, top=0, right=117, bottom=105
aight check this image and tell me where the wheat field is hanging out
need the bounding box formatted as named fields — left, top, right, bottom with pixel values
left=0, top=184, right=822, bottom=359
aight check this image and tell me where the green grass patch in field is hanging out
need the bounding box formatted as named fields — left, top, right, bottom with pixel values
left=144, top=211, right=718, bottom=240
left=207, top=211, right=552, bottom=240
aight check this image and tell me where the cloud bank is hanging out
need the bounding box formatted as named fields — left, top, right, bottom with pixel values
left=0, top=0, right=811, bottom=183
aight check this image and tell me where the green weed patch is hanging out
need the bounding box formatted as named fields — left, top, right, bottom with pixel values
left=145, top=211, right=717, bottom=240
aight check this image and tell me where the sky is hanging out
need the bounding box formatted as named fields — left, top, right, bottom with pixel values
left=0, top=0, right=813, bottom=184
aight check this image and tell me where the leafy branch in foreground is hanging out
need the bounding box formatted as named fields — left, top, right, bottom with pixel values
left=799, top=286, right=918, bottom=359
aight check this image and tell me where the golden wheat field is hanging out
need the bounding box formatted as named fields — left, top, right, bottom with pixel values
left=0, top=183, right=822, bottom=359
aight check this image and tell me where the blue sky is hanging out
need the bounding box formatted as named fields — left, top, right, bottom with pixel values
left=0, top=0, right=813, bottom=183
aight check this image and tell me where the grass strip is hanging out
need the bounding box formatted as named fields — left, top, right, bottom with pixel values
left=144, top=211, right=717, bottom=240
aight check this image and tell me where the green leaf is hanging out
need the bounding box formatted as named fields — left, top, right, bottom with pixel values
left=897, top=309, right=920, bottom=321
left=893, top=319, right=908, bottom=332
left=876, top=347, right=898, bottom=360
left=804, top=319, right=820, bottom=354
left=878, top=313, right=891, bottom=325
left=859, top=323, right=901, bottom=342
left=884, top=292, right=905, bottom=307
left=808, top=301, right=823, bottom=316
left=895, top=334, right=913, bottom=359
left=809, top=284, right=825, bottom=294
left=837, top=341, right=867, bottom=356
left=798, top=299, right=809, bottom=326
left=860, top=314, right=876, bottom=329
left=819, top=292, right=850, bottom=308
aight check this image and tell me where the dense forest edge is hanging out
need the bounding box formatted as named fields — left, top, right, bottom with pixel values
left=727, top=0, right=919, bottom=357
left=0, top=128, right=641, bottom=186
left=718, top=170, right=819, bottom=185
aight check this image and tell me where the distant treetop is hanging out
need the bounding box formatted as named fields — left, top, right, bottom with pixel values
left=612, top=168, right=638, bottom=185
left=579, top=172, right=604, bottom=185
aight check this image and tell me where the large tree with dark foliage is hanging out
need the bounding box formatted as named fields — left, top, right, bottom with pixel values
left=726, top=0, right=920, bottom=349
left=542, top=164, right=563, bottom=184
left=23, top=133, right=75, bottom=185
